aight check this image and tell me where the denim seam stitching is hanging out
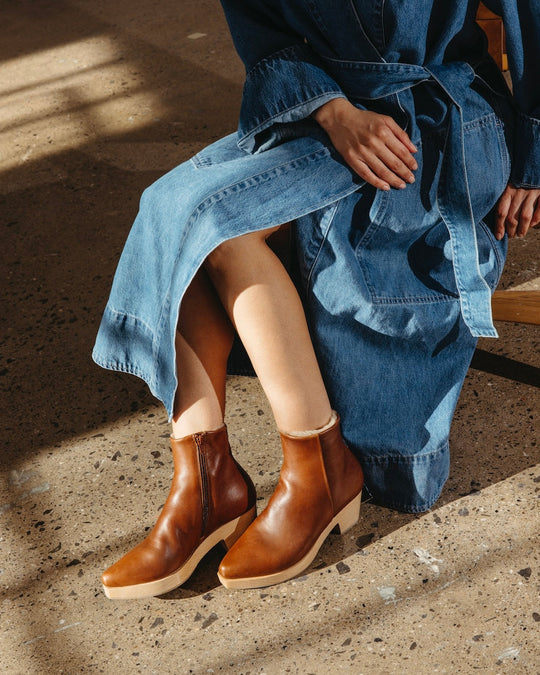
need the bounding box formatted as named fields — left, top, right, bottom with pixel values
left=370, top=294, right=460, bottom=305
left=191, top=155, right=212, bottom=169
left=346, top=0, right=385, bottom=62
left=104, top=305, right=154, bottom=335
left=238, top=91, right=345, bottom=144
left=462, top=112, right=501, bottom=133
left=494, top=120, right=511, bottom=179
left=173, top=146, right=334, bottom=259
left=306, top=202, right=340, bottom=291
left=518, top=112, right=540, bottom=127
left=354, top=190, right=389, bottom=252
left=188, top=148, right=332, bottom=222
left=360, top=441, right=448, bottom=465
left=511, top=181, right=540, bottom=188
left=244, top=44, right=314, bottom=79
left=379, top=0, right=386, bottom=48
left=91, top=355, right=155, bottom=387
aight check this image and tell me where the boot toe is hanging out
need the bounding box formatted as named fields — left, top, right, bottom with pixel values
left=101, top=567, right=120, bottom=588
left=219, top=531, right=273, bottom=581
left=219, top=543, right=256, bottom=581
left=101, top=557, right=133, bottom=588
left=101, top=541, right=170, bottom=589
left=101, top=553, right=149, bottom=589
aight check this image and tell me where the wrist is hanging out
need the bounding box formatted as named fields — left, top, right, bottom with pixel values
left=313, top=97, right=352, bottom=130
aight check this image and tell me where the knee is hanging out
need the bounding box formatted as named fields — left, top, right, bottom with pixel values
left=138, top=160, right=203, bottom=215
left=205, top=226, right=283, bottom=275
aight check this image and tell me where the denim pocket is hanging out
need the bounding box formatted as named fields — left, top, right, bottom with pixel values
left=476, top=218, right=507, bottom=291
left=463, top=114, right=512, bottom=220
left=356, top=213, right=460, bottom=305
left=354, top=139, right=462, bottom=306
left=355, top=114, right=509, bottom=306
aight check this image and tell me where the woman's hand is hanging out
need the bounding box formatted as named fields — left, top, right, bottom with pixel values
left=495, top=185, right=540, bottom=240
left=313, top=97, right=418, bottom=191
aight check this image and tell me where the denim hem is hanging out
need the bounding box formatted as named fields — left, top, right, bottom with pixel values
left=237, top=43, right=346, bottom=153
left=92, top=348, right=158, bottom=389
left=92, top=304, right=162, bottom=405
left=358, top=442, right=450, bottom=513
left=364, top=490, right=447, bottom=515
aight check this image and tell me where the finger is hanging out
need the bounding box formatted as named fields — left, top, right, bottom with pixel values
left=376, top=143, right=416, bottom=183
left=495, top=187, right=512, bottom=240
left=363, top=154, right=409, bottom=189
left=383, top=116, right=418, bottom=153
left=517, top=191, right=538, bottom=237
left=385, top=134, right=418, bottom=172
left=350, top=158, right=391, bottom=191
left=504, top=193, right=522, bottom=238
left=377, top=141, right=418, bottom=183
left=532, top=200, right=540, bottom=229
left=374, top=120, right=418, bottom=169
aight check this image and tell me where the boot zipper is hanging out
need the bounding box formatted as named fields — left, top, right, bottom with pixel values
left=195, top=433, right=209, bottom=537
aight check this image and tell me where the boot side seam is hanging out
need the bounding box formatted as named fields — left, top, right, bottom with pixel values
left=316, top=441, right=335, bottom=514
left=194, top=433, right=210, bottom=537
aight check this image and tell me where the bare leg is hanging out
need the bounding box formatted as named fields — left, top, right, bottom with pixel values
left=102, top=267, right=257, bottom=600
left=102, top=226, right=349, bottom=598
left=205, top=226, right=332, bottom=432
left=200, top=227, right=364, bottom=589
left=171, top=268, right=235, bottom=438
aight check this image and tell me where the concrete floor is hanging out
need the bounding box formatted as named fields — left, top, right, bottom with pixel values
left=1, top=1, right=538, bottom=673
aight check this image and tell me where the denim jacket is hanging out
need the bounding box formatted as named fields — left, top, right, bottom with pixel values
left=221, top=0, right=540, bottom=186
left=93, top=1, right=539, bottom=511
left=215, top=0, right=539, bottom=338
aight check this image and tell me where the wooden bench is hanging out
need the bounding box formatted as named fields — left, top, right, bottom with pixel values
left=476, top=5, right=540, bottom=325
left=476, top=3, right=507, bottom=70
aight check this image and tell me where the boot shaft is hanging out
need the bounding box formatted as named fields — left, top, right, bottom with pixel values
left=171, top=425, right=256, bottom=537
left=279, top=415, right=364, bottom=514
left=218, top=414, right=364, bottom=588
left=101, top=425, right=256, bottom=597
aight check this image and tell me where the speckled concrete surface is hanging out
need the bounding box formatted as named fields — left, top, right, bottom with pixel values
left=1, top=2, right=539, bottom=674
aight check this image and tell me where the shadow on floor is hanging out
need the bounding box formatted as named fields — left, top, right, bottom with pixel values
left=1, top=0, right=242, bottom=469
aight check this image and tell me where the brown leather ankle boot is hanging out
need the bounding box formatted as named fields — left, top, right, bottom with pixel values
left=101, top=425, right=256, bottom=599
left=218, top=414, right=364, bottom=589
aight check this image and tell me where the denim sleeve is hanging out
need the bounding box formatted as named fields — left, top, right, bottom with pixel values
left=483, top=0, right=540, bottom=187
left=220, top=1, right=346, bottom=153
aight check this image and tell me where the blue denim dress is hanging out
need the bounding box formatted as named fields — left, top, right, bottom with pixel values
left=93, top=1, right=540, bottom=512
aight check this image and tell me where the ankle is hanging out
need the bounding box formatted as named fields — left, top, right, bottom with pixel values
left=281, top=410, right=338, bottom=437
left=170, top=423, right=226, bottom=441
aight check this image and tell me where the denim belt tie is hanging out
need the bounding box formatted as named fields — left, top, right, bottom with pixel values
left=321, top=59, right=497, bottom=338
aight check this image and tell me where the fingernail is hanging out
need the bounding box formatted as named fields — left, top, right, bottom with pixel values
left=412, top=162, right=418, bottom=170
left=399, top=182, right=407, bottom=189
left=382, top=183, right=391, bottom=191
left=407, top=175, right=415, bottom=183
